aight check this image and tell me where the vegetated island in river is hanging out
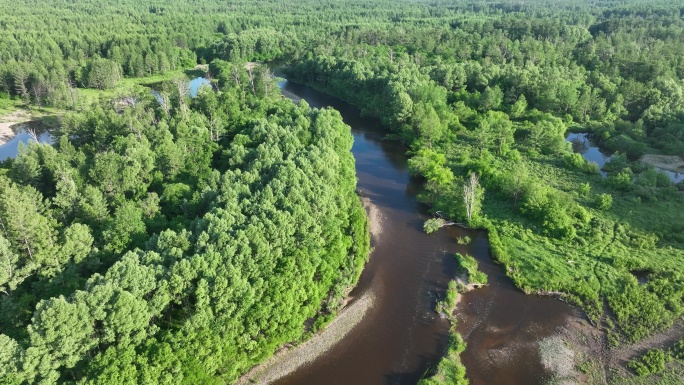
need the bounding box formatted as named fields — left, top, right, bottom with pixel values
left=1, top=0, right=684, bottom=384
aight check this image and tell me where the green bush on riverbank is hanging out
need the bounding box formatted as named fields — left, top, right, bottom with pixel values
left=455, top=253, right=488, bottom=286
left=424, top=280, right=470, bottom=385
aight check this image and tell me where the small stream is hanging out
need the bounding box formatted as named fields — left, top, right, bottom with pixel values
left=275, top=79, right=580, bottom=385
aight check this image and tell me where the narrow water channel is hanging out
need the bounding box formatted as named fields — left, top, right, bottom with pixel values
left=275, top=79, right=580, bottom=385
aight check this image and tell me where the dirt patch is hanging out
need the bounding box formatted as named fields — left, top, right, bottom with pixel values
left=245, top=62, right=260, bottom=71
left=539, top=335, right=579, bottom=384
left=610, top=322, right=684, bottom=370
left=550, top=313, right=684, bottom=384
left=361, top=196, right=383, bottom=240
left=0, top=109, right=31, bottom=145
left=640, top=154, right=684, bottom=173
left=236, top=290, right=375, bottom=384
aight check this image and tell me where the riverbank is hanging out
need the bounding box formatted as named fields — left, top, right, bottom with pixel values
left=235, top=195, right=381, bottom=384
left=361, top=196, right=383, bottom=240
left=539, top=314, right=684, bottom=384
left=236, top=290, right=376, bottom=384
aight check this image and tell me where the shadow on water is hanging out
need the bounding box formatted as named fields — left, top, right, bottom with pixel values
left=272, top=79, right=578, bottom=385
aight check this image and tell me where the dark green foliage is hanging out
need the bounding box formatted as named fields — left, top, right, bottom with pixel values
left=3, top=0, right=684, bottom=383
left=277, top=0, right=684, bottom=351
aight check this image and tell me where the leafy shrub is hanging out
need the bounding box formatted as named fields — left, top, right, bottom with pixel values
left=671, top=341, right=684, bottom=360
left=455, top=253, right=488, bottom=285
left=579, top=182, right=591, bottom=197
left=418, top=333, right=468, bottom=385
left=436, top=280, right=459, bottom=318
left=424, top=218, right=445, bottom=234
left=594, top=193, right=613, bottom=210
left=628, top=349, right=669, bottom=376
left=563, top=153, right=599, bottom=174
left=607, top=170, right=633, bottom=191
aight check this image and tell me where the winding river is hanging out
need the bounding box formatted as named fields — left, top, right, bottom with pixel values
left=0, top=77, right=583, bottom=384
left=275, top=79, right=580, bottom=385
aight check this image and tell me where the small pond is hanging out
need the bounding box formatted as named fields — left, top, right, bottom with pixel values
left=151, top=77, right=211, bottom=103
left=566, top=132, right=611, bottom=177
left=566, top=132, right=683, bottom=183
left=0, top=124, right=53, bottom=161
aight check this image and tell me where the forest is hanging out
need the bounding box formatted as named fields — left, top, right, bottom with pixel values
left=1, top=0, right=684, bottom=384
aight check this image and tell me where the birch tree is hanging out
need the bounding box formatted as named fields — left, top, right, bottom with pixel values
left=463, top=172, right=482, bottom=222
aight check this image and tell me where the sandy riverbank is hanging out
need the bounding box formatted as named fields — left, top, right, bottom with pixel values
left=361, top=196, right=383, bottom=240
left=235, top=195, right=381, bottom=384
left=236, top=290, right=376, bottom=384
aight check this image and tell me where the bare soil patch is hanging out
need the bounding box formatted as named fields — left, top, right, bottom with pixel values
left=0, top=109, right=31, bottom=145
left=640, top=154, right=684, bottom=173
left=551, top=313, right=684, bottom=384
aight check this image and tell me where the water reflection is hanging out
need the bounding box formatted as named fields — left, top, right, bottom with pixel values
left=0, top=123, right=52, bottom=161
left=151, top=77, right=211, bottom=103
left=566, top=132, right=611, bottom=176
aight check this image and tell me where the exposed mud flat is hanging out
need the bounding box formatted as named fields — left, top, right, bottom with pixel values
left=640, top=154, right=684, bottom=173
left=541, top=314, right=684, bottom=384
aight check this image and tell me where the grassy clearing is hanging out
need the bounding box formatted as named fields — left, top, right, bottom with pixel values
left=0, top=94, right=23, bottom=116
left=613, top=363, right=684, bottom=385
left=472, top=148, right=684, bottom=343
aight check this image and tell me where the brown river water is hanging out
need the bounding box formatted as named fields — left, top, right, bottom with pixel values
left=275, top=79, right=579, bottom=385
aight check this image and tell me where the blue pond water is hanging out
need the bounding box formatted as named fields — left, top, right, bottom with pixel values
left=151, top=77, right=211, bottom=103
left=0, top=125, right=52, bottom=161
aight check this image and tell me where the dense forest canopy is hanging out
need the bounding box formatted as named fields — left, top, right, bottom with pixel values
left=0, top=57, right=369, bottom=384
left=1, top=0, right=684, bottom=383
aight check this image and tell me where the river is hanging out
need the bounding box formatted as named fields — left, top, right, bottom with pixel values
left=274, top=79, right=580, bottom=385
